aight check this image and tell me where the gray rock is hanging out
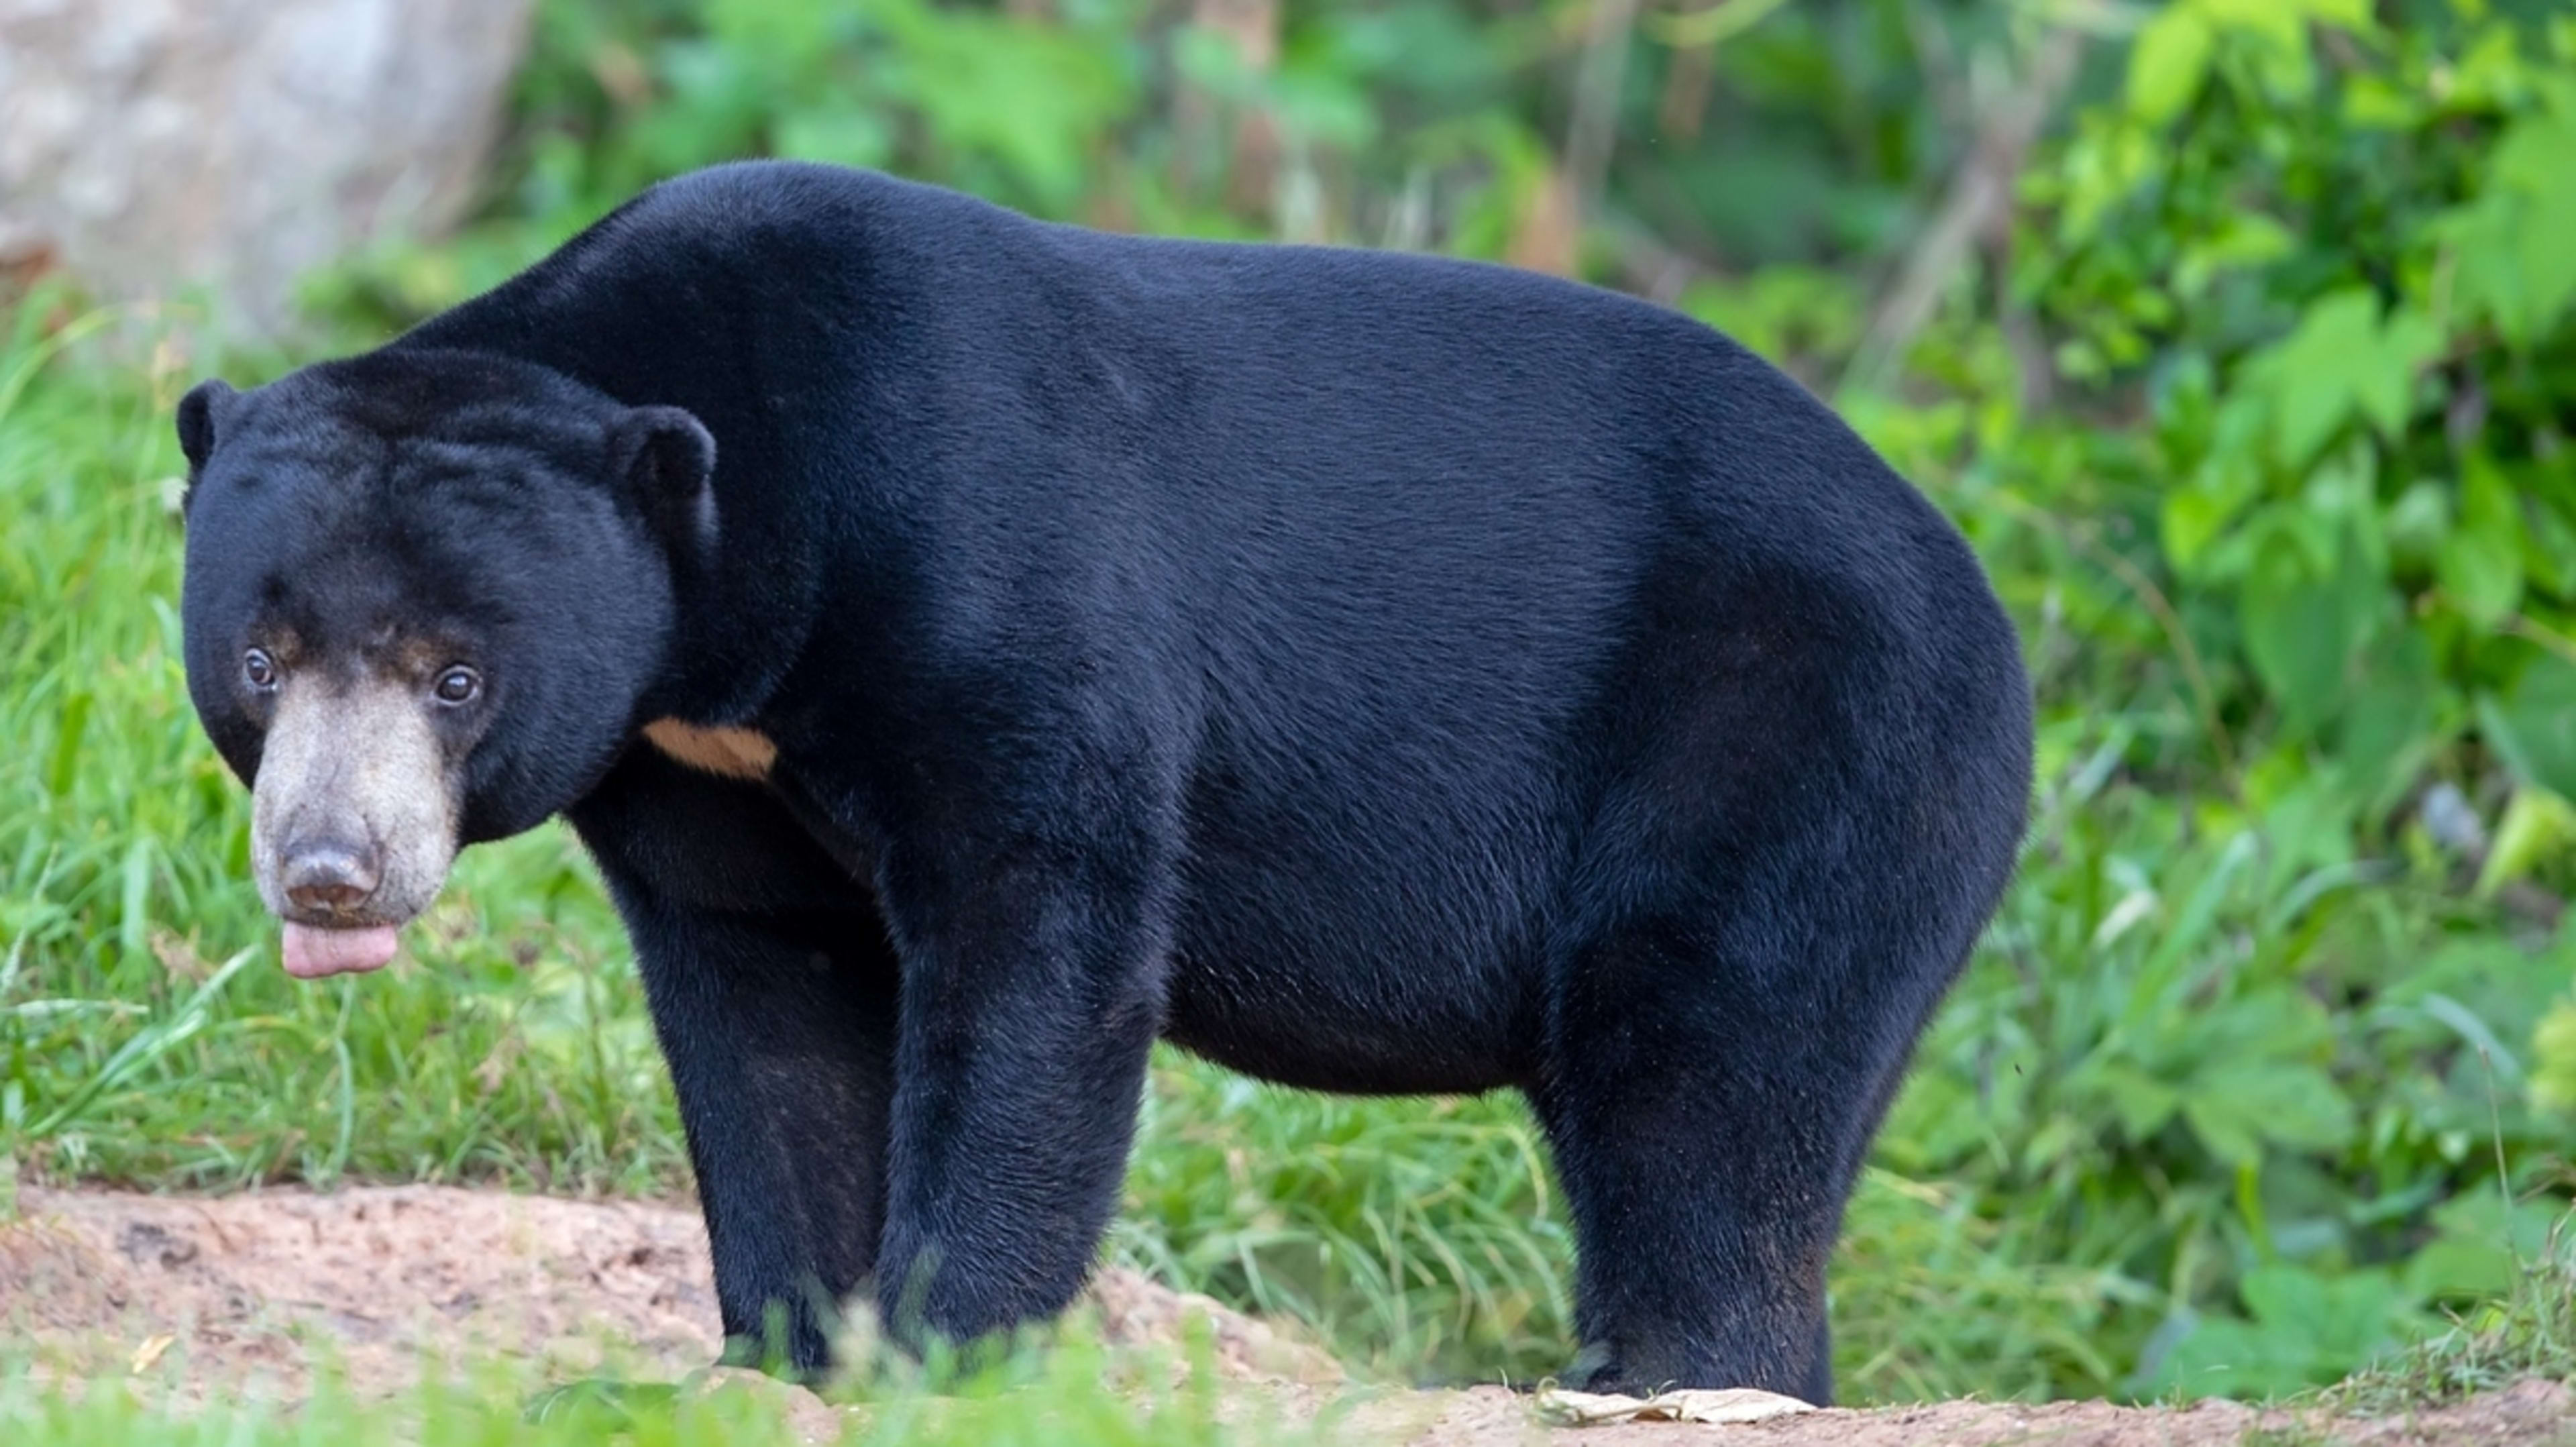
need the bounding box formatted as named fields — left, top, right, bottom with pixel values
left=0, top=0, right=535, bottom=335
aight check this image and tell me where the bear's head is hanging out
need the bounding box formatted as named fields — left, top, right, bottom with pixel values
left=175, top=347, right=716, bottom=978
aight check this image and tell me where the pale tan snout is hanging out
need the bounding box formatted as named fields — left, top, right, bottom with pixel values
left=251, top=675, right=462, bottom=930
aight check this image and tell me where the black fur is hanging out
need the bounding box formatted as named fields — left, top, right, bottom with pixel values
left=176, top=160, right=2033, bottom=1403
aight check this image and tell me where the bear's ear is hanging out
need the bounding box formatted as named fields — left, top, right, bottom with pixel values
left=609, top=405, right=718, bottom=557
left=176, top=378, right=235, bottom=474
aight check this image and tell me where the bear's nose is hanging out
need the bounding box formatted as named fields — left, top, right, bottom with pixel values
left=282, top=839, right=382, bottom=914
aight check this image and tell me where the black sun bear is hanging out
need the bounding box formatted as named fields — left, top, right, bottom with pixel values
left=173, top=160, right=2033, bottom=1405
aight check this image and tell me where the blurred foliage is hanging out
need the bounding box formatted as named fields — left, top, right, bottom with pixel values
left=2029, top=0, right=2576, bottom=819
left=313, top=0, right=2118, bottom=325
left=13, top=0, right=2576, bottom=1411
left=1883, top=0, right=2576, bottom=1400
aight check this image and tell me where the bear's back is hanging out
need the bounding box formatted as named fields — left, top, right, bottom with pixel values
left=398, top=163, right=1999, bottom=1093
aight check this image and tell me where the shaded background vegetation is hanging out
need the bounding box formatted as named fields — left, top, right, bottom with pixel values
left=7, top=0, right=2576, bottom=1409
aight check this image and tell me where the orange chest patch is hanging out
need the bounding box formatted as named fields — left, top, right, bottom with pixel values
left=643, top=720, right=778, bottom=782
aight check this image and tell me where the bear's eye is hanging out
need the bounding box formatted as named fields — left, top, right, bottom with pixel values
left=433, top=665, right=482, bottom=706
left=242, top=648, right=278, bottom=692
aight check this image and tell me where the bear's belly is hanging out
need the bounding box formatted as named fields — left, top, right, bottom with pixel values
left=1155, top=765, right=1556, bottom=1097
left=1159, top=947, right=1534, bottom=1096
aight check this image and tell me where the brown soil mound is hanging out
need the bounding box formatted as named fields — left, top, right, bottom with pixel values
left=0, top=1183, right=1336, bottom=1403
left=4, top=1184, right=2570, bottom=1446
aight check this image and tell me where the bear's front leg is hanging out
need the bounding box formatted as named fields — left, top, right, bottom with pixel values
left=570, top=755, right=904, bottom=1379
left=595, top=871, right=903, bottom=1373
left=869, top=826, right=1172, bottom=1357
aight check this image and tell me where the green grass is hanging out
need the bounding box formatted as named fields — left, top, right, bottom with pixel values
left=2324, top=1214, right=2576, bottom=1413
left=5, top=293, right=2571, bottom=1414
left=2, top=1322, right=1336, bottom=1447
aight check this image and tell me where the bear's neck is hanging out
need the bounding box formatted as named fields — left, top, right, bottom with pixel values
left=393, top=215, right=872, bottom=727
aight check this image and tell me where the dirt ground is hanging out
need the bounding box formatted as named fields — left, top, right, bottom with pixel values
left=4, top=1184, right=2571, bottom=1446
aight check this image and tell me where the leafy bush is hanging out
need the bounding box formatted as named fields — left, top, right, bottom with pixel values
left=1858, top=0, right=2576, bottom=1397
left=2029, top=0, right=2576, bottom=824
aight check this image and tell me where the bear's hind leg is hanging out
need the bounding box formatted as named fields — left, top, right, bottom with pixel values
left=1531, top=869, right=1974, bottom=1407
left=1529, top=914, right=1839, bottom=1403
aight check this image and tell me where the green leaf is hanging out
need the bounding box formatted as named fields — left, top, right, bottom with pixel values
left=2334, top=623, right=2439, bottom=805
left=2240, top=1263, right=2334, bottom=1335
left=2156, top=1263, right=2413, bottom=1399
left=2385, top=480, right=2453, bottom=570
left=2259, top=293, right=2377, bottom=464
left=2093, top=1062, right=2184, bottom=1140
left=2523, top=496, right=2576, bottom=601
left=2149, top=1263, right=2409, bottom=1399
left=2404, top=1235, right=2515, bottom=1301
left=2239, top=527, right=2379, bottom=733
left=2345, top=74, right=2424, bottom=128
left=2253, top=1266, right=2408, bottom=1366
left=2475, top=786, right=2576, bottom=896
left=2243, top=290, right=2440, bottom=466
left=2183, top=1061, right=2356, bottom=1163
left=2174, top=213, right=2296, bottom=297
left=2205, top=0, right=2310, bottom=54
left=2294, top=0, right=2377, bottom=32
left=2180, top=1094, right=2263, bottom=1168
left=773, top=106, right=895, bottom=170
left=705, top=0, right=839, bottom=56
left=2357, top=309, right=2442, bottom=437
left=2202, top=0, right=2317, bottom=97
left=2481, top=653, right=2576, bottom=799
left=2440, top=85, right=2576, bottom=345
left=2405, top=1194, right=2565, bottom=1298
left=2531, top=998, right=2576, bottom=1113
left=2451, top=20, right=2537, bottom=111
left=2129, top=5, right=2216, bottom=125
left=2164, top=453, right=2262, bottom=572
left=2153, top=1316, right=2311, bottom=1399
left=2435, top=453, right=2526, bottom=627
left=2072, top=122, right=2159, bottom=242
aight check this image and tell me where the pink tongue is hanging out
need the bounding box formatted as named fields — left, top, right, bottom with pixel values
left=281, top=922, right=400, bottom=979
